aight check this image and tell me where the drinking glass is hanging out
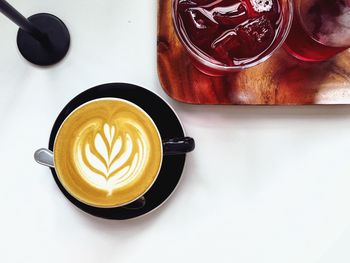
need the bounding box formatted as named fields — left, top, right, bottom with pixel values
left=284, top=0, right=350, bottom=61
left=172, top=0, right=294, bottom=76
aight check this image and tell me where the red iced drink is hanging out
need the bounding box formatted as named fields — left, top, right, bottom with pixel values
left=284, top=0, right=350, bottom=61
left=173, top=0, right=293, bottom=75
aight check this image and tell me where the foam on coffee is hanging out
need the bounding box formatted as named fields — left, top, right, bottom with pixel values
left=54, top=99, right=162, bottom=208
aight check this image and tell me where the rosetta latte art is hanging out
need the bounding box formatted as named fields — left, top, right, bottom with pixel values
left=76, top=123, right=148, bottom=195
left=54, top=99, right=162, bottom=207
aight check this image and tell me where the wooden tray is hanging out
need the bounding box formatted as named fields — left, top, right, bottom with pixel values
left=157, top=0, right=350, bottom=105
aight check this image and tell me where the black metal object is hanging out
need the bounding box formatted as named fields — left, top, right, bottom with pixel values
left=0, top=0, right=70, bottom=66
left=163, top=137, right=195, bottom=155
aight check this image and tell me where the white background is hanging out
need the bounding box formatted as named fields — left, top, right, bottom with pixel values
left=1, top=1, right=350, bottom=262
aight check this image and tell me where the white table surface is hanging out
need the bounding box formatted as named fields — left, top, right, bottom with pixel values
left=1, top=1, right=350, bottom=262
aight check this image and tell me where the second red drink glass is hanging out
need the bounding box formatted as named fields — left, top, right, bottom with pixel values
left=284, top=0, right=350, bottom=62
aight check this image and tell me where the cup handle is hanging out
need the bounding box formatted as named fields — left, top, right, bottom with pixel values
left=121, top=137, right=195, bottom=210
left=34, top=148, right=54, bottom=168
left=162, top=137, right=195, bottom=155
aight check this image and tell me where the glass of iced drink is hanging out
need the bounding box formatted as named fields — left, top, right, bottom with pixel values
left=172, top=0, right=293, bottom=76
left=284, top=0, right=350, bottom=62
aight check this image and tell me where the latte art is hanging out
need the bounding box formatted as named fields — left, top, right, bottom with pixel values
left=77, top=123, right=148, bottom=195
left=53, top=99, right=162, bottom=208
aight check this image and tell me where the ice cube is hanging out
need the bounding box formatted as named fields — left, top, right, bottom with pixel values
left=236, top=16, right=275, bottom=57
left=179, top=7, right=219, bottom=46
left=250, top=0, right=273, bottom=12
left=177, top=0, right=213, bottom=13
left=211, top=29, right=241, bottom=65
left=212, top=2, right=248, bottom=26
left=185, top=7, right=217, bottom=29
left=178, top=0, right=196, bottom=9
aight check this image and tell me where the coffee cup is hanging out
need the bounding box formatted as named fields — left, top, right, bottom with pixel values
left=35, top=97, right=194, bottom=210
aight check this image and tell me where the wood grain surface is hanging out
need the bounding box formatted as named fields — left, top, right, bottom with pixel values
left=157, top=0, right=350, bottom=105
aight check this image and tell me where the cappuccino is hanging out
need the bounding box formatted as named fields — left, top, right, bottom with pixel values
left=53, top=98, right=162, bottom=208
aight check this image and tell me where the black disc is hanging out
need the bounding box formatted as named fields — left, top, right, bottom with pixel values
left=17, top=13, right=70, bottom=66
left=48, top=83, right=186, bottom=220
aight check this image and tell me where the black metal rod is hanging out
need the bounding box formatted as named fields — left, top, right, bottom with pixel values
left=0, top=0, right=45, bottom=40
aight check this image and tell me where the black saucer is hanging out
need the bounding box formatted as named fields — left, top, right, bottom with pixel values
left=48, top=83, right=186, bottom=220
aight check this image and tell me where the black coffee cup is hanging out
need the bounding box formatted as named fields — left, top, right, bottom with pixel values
left=34, top=83, right=195, bottom=212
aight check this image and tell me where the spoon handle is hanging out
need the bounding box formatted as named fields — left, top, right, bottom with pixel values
left=34, top=148, right=54, bottom=168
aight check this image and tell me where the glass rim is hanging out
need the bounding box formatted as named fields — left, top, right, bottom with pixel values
left=172, top=0, right=294, bottom=72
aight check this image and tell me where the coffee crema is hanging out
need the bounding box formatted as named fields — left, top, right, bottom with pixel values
left=54, top=99, right=162, bottom=208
